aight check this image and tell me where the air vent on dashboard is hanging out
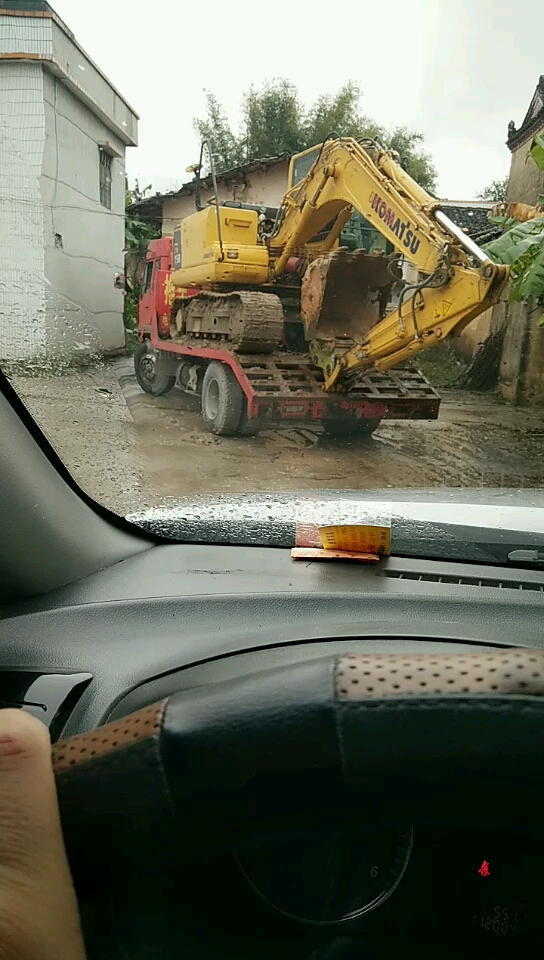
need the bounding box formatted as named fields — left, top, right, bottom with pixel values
left=0, top=672, right=92, bottom=741
left=381, top=571, right=544, bottom=592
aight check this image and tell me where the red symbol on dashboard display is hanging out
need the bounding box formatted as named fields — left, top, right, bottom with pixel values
left=477, top=860, right=490, bottom=877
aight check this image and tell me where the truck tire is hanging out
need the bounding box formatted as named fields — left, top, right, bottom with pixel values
left=321, top=417, right=382, bottom=438
left=134, top=342, right=176, bottom=396
left=201, top=361, right=244, bottom=436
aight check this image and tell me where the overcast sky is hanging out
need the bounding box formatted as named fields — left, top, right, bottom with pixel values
left=52, top=0, right=542, bottom=200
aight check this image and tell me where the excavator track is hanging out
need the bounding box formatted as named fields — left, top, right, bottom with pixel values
left=174, top=290, right=284, bottom=354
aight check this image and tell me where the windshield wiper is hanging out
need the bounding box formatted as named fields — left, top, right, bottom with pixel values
left=508, top=549, right=544, bottom=566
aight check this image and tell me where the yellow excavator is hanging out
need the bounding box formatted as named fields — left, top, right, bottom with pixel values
left=137, top=137, right=510, bottom=436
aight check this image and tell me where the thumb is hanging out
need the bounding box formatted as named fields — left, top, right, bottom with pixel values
left=0, top=709, right=85, bottom=960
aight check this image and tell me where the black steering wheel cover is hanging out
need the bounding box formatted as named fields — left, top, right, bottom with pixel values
left=162, top=654, right=544, bottom=853
left=54, top=650, right=544, bottom=884
left=162, top=656, right=345, bottom=856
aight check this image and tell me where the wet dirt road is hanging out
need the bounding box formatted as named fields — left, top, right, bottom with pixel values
left=9, top=357, right=544, bottom=516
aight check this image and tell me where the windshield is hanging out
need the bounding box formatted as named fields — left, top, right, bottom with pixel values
left=1, top=1, right=543, bottom=560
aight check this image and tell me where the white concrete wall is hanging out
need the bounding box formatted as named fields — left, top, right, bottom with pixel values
left=41, top=70, right=126, bottom=356
left=0, top=61, right=46, bottom=361
left=51, top=19, right=138, bottom=147
left=241, top=163, right=289, bottom=207
left=0, top=13, right=137, bottom=146
left=0, top=9, right=137, bottom=363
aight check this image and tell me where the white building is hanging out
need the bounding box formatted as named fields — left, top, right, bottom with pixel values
left=0, top=0, right=138, bottom=362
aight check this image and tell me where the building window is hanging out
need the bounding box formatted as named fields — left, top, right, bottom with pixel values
left=99, top=147, right=113, bottom=209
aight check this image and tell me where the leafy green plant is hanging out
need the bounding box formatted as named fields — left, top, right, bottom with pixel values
left=510, top=238, right=544, bottom=302
left=531, top=132, right=544, bottom=171
left=483, top=134, right=544, bottom=304
left=124, top=182, right=160, bottom=348
left=243, top=80, right=303, bottom=160
left=125, top=181, right=159, bottom=254
left=123, top=286, right=139, bottom=350
left=125, top=217, right=157, bottom=254
left=414, top=343, right=467, bottom=388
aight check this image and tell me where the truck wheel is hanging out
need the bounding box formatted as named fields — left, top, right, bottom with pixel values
left=201, top=361, right=244, bottom=436
left=321, top=417, right=382, bottom=438
left=134, top=342, right=176, bottom=396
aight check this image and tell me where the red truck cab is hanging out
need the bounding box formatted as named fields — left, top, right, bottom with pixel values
left=137, top=238, right=174, bottom=339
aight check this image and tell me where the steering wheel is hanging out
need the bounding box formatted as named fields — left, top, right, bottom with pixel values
left=53, top=648, right=544, bottom=889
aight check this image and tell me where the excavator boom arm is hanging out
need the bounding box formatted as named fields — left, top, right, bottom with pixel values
left=331, top=261, right=508, bottom=379
left=271, top=139, right=458, bottom=274
left=268, top=138, right=509, bottom=389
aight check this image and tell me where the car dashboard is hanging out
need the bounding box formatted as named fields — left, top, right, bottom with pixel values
left=76, top=818, right=541, bottom=959
left=124, top=825, right=540, bottom=960
left=0, top=541, right=543, bottom=958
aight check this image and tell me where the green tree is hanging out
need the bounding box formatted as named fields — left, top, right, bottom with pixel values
left=301, top=87, right=437, bottom=192
left=302, top=81, right=378, bottom=145
left=193, top=79, right=437, bottom=193
left=243, top=79, right=303, bottom=159
left=194, top=91, right=242, bottom=171
left=476, top=176, right=509, bottom=202
left=385, top=127, right=437, bottom=194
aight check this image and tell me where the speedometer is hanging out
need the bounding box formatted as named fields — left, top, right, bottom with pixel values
left=235, top=826, right=413, bottom=925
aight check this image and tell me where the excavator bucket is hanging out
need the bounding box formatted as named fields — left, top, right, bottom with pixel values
left=300, top=249, right=397, bottom=342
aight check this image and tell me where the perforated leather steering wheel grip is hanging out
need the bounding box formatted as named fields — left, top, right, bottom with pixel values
left=53, top=649, right=544, bottom=883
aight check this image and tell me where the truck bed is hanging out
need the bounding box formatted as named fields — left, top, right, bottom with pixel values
left=235, top=354, right=440, bottom=422
left=154, top=338, right=440, bottom=424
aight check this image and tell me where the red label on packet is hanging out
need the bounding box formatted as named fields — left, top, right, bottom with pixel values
left=295, top=522, right=321, bottom=548
left=291, top=547, right=380, bottom=563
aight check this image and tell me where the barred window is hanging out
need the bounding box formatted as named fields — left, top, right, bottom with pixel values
left=99, top=147, right=113, bottom=209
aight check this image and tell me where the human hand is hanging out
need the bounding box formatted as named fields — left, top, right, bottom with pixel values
left=0, top=708, right=85, bottom=959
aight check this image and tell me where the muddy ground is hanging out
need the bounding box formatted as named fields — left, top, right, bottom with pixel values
left=8, top=356, right=544, bottom=516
